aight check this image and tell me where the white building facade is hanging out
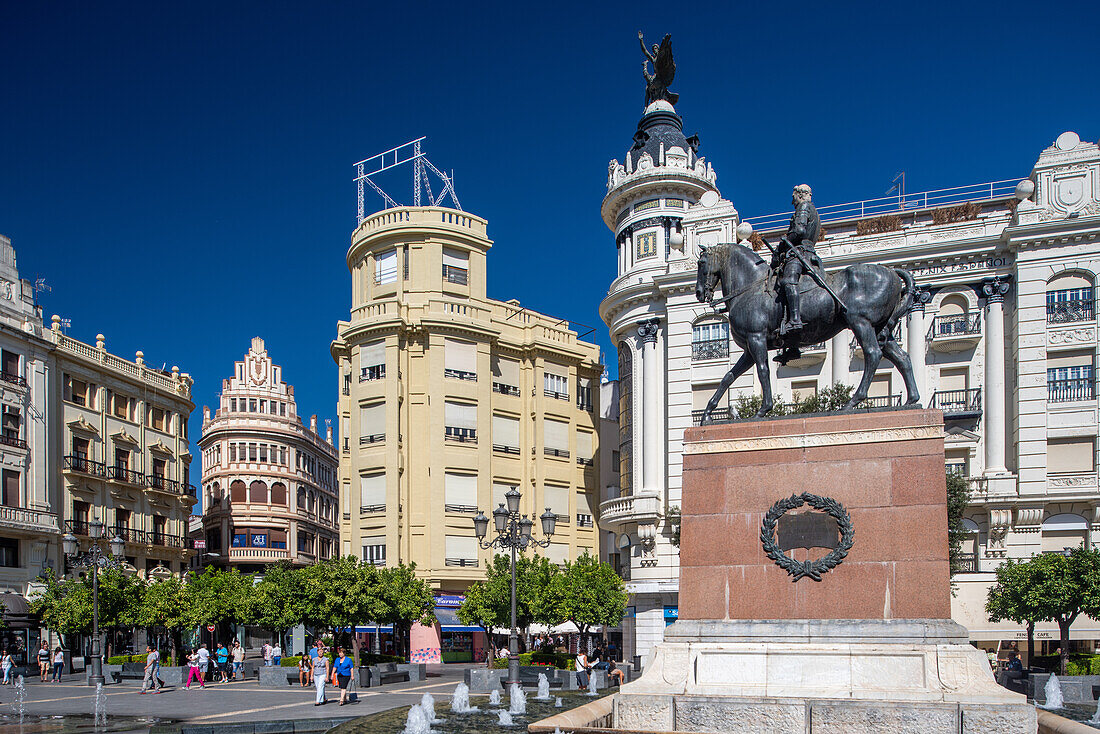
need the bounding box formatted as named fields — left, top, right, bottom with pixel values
left=601, top=113, right=1100, bottom=664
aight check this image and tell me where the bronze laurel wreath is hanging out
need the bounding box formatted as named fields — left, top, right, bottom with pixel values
left=759, top=492, right=855, bottom=582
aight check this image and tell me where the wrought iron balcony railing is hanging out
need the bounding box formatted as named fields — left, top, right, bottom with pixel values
left=930, top=388, right=982, bottom=418
left=859, top=394, right=903, bottom=408
left=444, top=369, right=477, bottom=381
left=544, top=389, right=569, bottom=400
left=359, top=433, right=385, bottom=445
left=445, top=557, right=478, bottom=567
left=359, top=504, right=385, bottom=514
left=442, top=265, right=468, bottom=285
left=444, top=504, right=478, bottom=514
left=577, top=456, right=594, bottom=467
left=0, top=371, right=26, bottom=387
left=492, top=382, right=520, bottom=396
left=932, top=313, right=981, bottom=337
left=954, top=556, right=979, bottom=573
left=544, top=447, right=570, bottom=459
left=492, top=444, right=520, bottom=455
left=576, top=514, right=594, bottom=528
left=1047, top=291, right=1095, bottom=323
left=444, top=427, right=477, bottom=443
left=64, top=455, right=106, bottom=476
left=692, top=408, right=733, bottom=426
left=107, top=466, right=144, bottom=485
left=0, top=434, right=27, bottom=449
left=692, top=338, right=729, bottom=361
left=1048, top=378, right=1096, bottom=403
left=359, top=365, right=385, bottom=382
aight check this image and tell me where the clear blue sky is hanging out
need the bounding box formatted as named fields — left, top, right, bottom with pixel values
left=3, top=1, right=1098, bottom=455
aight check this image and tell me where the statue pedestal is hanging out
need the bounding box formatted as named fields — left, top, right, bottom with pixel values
left=614, top=409, right=1034, bottom=733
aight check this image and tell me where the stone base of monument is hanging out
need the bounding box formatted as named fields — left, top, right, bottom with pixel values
left=609, top=409, right=1035, bottom=733
left=614, top=619, right=1035, bottom=733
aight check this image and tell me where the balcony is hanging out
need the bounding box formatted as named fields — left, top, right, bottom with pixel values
left=930, top=314, right=982, bottom=352
left=544, top=389, right=569, bottom=401
left=577, top=400, right=594, bottom=412
left=783, top=342, right=827, bottom=367
left=229, top=547, right=289, bottom=561
left=359, top=504, right=386, bottom=514
left=65, top=520, right=194, bottom=549
left=147, top=474, right=184, bottom=494
left=0, top=371, right=27, bottom=388
left=360, top=365, right=385, bottom=382
left=858, top=394, right=902, bottom=409
left=954, top=555, right=980, bottom=574
left=360, top=433, right=386, bottom=445
left=544, top=447, right=570, bottom=459
left=1047, top=291, right=1095, bottom=324
left=692, top=408, right=733, bottom=426
left=576, top=456, right=594, bottom=467
left=692, top=338, right=729, bottom=362
left=445, top=427, right=477, bottom=444
left=64, top=455, right=107, bottom=477
left=444, top=369, right=477, bottom=381
left=930, top=388, right=982, bottom=419
left=852, top=324, right=901, bottom=357
left=107, top=466, right=145, bottom=486
left=599, top=492, right=661, bottom=530
left=1049, top=378, right=1096, bottom=403
left=0, top=505, right=59, bottom=533
left=0, top=434, right=28, bottom=449
left=442, top=265, right=468, bottom=285
left=576, top=513, right=594, bottom=528
left=445, top=504, right=478, bottom=514
left=493, top=382, right=520, bottom=397
left=492, top=444, right=520, bottom=455
left=445, top=557, right=478, bottom=567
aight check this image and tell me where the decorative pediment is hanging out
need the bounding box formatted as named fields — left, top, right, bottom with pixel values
left=944, top=427, right=980, bottom=442
left=111, top=429, right=140, bottom=447
left=148, top=565, right=172, bottom=580
left=67, top=417, right=99, bottom=436
left=148, top=441, right=175, bottom=458
left=179, top=450, right=192, bottom=463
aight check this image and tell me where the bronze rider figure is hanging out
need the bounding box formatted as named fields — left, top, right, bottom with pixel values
left=772, top=184, right=822, bottom=364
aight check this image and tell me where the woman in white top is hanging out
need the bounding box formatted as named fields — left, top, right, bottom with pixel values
left=574, top=651, right=589, bottom=689
left=0, top=649, right=12, bottom=684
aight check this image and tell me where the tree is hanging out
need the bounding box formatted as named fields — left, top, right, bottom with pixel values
left=733, top=383, right=854, bottom=418
left=300, top=557, right=381, bottom=665
left=30, top=569, right=92, bottom=650
left=248, top=561, right=306, bottom=644
left=375, top=563, right=435, bottom=660
left=458, top=554, right=561, bottom=654
left=545, top=553, right=627, bottom=639
left=184, top=567, right=256, bottom=634
left=133, top=577, right=187, bottom=663
left=946, top=472, right=971, bottom=576
left=457, top=580, right=500, bottom=658
left=986, top=559, right=1043, bottom=668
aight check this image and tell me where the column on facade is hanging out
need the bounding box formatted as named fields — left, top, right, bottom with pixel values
left=637, top=319, right=661, bottom=494
left=906, top=290, right=928, bottom=402
left=830, top=332, right=848, bottom=386
left=983, top=278, right=1010, bottom=476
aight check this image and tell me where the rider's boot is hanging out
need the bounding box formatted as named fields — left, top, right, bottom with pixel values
left=784, top=284, right=803, bottom=331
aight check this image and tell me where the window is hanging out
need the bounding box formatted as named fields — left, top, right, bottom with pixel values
left=259, top=444, right=268, bottom=463
left=229, top=444, right=237, bottom=462
left=444, top=338, right=477, bottom=381
left=151, top=458, right=167, bottom=483
left=492, top=356, right=521, bottom=396
left=250, top=531, right=268, bottom=548
left=279, top=402, right=286, bottom=416
left=444, top=473, right=478, bottom=512
left=362, top=536, right=386, bottom=566
left=792, top=381, right=817, bottom=402
left=72, top=436, right=90, bottom=460
left=114, top=448, right=130, bottom=469
left=1048, top=437, right=1095, bottom=474
left=147, top=406, right=167, bottom=431
left=233, top=531, right=247, bottom=548
left=230, top=480, right=246, bottom=503
left=576, top=431, right=594, bottom=466
left=1, top=470, right=19, bottom=507
left=375, top=249, right=398, bottom=285
left=206, top=527, right=222, bottom=551
left=546, top=542, right=569, bottom=566
left=1041, top=513, right=1089, bottom=553
left=1047, top=274, right=1095, bottom=323
left=618, top=343, right=633, bottom=496
left=636, top=231, right=657, bottom=260
left=945, top=450, right=968, bottom=477
left=576, top=492, right=594, bottom=528
left=543, top=484, right=569, bottom=522
left=297, top=531, right=315, bottom=554
left=442, top=247, right=469, bottom=285
left=249, top=480, right=268, bottom=503
left=73, top=500, right=90, bottom=526
left=270, top=530, right=287, bottom=549
left=111, top=393, right=132, bottom=420
left=65, top=375, right=94, bottom=407
left=359, top=403, right=386, bottom=444
left=1048, top=351, right=1095, bottom=402
left=543, top=418, right=569, bottom=458
left=360, top=340, right=386, bottom=381
left=249, top=399, right=257, bottom=412
left=0, top=537, right=17, bottom=568
left=259, top=400, right=266, bottom=413
left=692, top=321, right=729, bottom=361
left=153, top=516, right=167, bottom=543
left=230, top=398, right=237, bottom=412
left=492, top=414, right=520, bottom=454
left=2, top=407, right=21, bottom=440
left=577, top=377, right=593, bottom=411
left=1, top=350, right=19, bottom=380
left=249, top=443, right=258, bottom=462
left=444, top=401, right=477, bottom=443
left=444, top=535, right=478, bottom=566
left=360, top=473, right=386, bottom=512
left=544, top=369, right=569, bottom=400
left=270, top=482, right=287, bottom=505
left=691, top=385, right=727, bottom=426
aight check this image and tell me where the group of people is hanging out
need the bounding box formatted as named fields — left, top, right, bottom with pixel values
left=574, top=645, right=625, bottom=688
left=1, top=643, right=64, bottom=684
left=303, top=639, right=357, bottom=706
left=179, top=640, right=248, bottom=690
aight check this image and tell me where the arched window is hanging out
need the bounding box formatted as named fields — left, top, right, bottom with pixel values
left=229, top=480, right=246, bottom=504
left=297, top=486, right=307, bottom=508
left=1047, top=273, right=1095, bottom=323
left=270, top=482, right=286, bottom=505
left=1041, top=513, right=1089, bottom=553
left=692, top=319, right=729, bottom=361
left=957, top=518, right=980, bottom=572
left=935, top=294, right=974, bottom=336
left=249, top=480, right=268, bottom=504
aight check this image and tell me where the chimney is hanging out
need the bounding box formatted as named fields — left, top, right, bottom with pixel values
left=203, top=406, right=211, bottom=423
left=326, top=423, right=333, bottom=444
left=310, top=414, right=317, bottom=433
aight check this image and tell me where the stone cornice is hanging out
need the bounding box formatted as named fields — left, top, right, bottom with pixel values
left=111, top=428, right=140, bottom=447
left=148, top=441, right=175, bottom=458
left=685, top=424, right=943, bottom=455
left=67, top=416, right=99, bottom=436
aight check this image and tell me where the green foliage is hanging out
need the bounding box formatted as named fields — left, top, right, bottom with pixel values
left=490, top=651, right=571, bottom=669
left=31, top=569, right=93, bottom=636
left=544, top=552, right=627, bottom=635
left=299, top=557, right=381, bottom=635
left=183, top=567, right=256, bottom=628
left=280, top=655, right=302, bottom=667
left=946, top=473, right=970, bottom=576
left=733, top=383, right=854, bottom=419
left=249, top=561, right=307, bottom=636
left=458, top=554, right=560, bottom=633
left=1064, top=655, right=1100, bottom=676
left=133, top=577, right=187, bottom=631
left=374, top=562, right=435, bottom=629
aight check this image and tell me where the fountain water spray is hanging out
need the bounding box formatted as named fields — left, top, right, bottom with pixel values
left=587, top=670, right=599, bottom=696
left=535, top=672, right=552, bottom=700
left=1090, top=696, right=1100, bottom=725
left=1041, top=674, right=1065, bottom=710
left=14, top=675, right=26, bottom=724
left=419, top=692, right=443, bottom=723
left=497, top=710, right=515, bottom=726
left=401, top=703, right=431, bottom=734
left=508, top=681, right=527, bottom=715
left=489, top=688, right=502, bottom=706
left=450, top=682, right=479, bottom=713
left=554, top=696, right=563, bottom=707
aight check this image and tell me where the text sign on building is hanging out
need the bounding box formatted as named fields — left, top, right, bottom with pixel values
left=193, top=539, right=206, bottom=549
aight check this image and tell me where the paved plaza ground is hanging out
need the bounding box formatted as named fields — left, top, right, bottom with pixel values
left=0, top=663, right=478, bottom=732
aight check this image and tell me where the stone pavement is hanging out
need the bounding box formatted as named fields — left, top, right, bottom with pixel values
left=0, top=664, right=479, bottom=732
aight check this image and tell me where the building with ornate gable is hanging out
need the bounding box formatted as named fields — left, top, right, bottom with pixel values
left=600, top=101, right=1100, bottom=665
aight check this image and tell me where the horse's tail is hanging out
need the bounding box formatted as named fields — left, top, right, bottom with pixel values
left=884, top=268, right=915, bottom=340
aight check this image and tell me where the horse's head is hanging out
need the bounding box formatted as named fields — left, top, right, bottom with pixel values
left=695, top=246, right=721, bottom=303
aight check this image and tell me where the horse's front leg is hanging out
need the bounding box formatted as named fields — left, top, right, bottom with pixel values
left=747, top=333, right=773, bottom=417
left=701, top=351, right=754, bottom=424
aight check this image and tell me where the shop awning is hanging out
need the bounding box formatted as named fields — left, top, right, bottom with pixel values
left=353, top=625, right=393, bottom=633
left=0, top=593, right=35, bottom=630
left=435, top=607, right=482, bottom=632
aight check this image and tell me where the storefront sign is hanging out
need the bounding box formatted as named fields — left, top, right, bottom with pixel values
left=193, top=539, right=206, bottom=549
left=435, top=595, right=465, bottom=609
left=664, top=606, right=678, bottom=626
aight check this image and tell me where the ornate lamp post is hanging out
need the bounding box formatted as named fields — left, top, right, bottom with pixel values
left=473, top=487, right=557, bottom=687
left=62, top=519, right=125, bottom=686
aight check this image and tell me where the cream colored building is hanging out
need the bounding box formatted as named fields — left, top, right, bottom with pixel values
left=51, top=317, right=196, bottom=579
left=199, top=337, right=339, bottom=572
left=332, top=206, right=603, bottom=663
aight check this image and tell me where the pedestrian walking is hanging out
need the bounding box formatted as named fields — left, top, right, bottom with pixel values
left=215, top=642, right=229, bottom=683
left=333, top=647, right=354, bottom=706
left=232, top=640, right=244, bottom=680
left=196, top=643, right=210, bottom=683
left=184, top=649, right=205, bottom=689
left=140, top=645, right=162, bottom=694
left=574, top=650, right=589, bottom=689
left=1, top=649, right=12, bottom=684
left=37, top=641, right=50, bottom=682
left=272, top=642, right=282, bottom=666
left=52, top=647, right=64, bottom=682
left=262, top=641, right=272, bottom=667
left=312, top=647, right=330, bottom=705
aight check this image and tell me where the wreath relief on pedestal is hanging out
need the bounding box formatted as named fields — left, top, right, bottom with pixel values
left=760, top=492, right=855, bottom=582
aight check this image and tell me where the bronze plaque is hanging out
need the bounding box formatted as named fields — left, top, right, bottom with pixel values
left=777, top=510, right=839, bottom=551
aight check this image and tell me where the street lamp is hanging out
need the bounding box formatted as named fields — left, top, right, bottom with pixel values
left=473, top=487, right=556, bottom=687
left=63, top=521, right=125, bottom=686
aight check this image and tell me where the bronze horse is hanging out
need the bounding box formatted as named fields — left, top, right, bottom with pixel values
left=694, top=243, right=920, bottom=420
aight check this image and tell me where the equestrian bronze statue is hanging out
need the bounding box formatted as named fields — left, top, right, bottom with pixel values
left=694, top=190, right=921, bottom=420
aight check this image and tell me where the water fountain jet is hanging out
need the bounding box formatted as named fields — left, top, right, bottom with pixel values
left=450, top=682, right=479, bottom=713
left=488, top=688, right=502, bottom=706
left=497, top=709, right=514, bottom=726
left=535, top=672, right=552, bottom=700
left=1041, top=673, right=1065, bottom=710
left=508, top=682, right=526, bottom=715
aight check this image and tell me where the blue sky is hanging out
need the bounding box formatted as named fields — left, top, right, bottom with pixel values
left=2, top=1, right=1098, bottom=456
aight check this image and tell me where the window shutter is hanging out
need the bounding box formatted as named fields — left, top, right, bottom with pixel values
left=1048, top=350, right=1093, bottom=369
left=445, top=473, right=478, bottom=507
left=445, top=535, right=477, bottom=560
left=868, top=374, right=891, bottom=398
left=445, top=339, right=477, bottom=373
left=544, top=418, right=568, bottom=450
left=445, top=401, right=477, bottom=429
left=359, top=473, right=386, bottom=507
left=577, top=492, right=593, bottom=516
left=442, top=248, right=468, bottom=268
left=543, top=484, right=569, bottom=516
left=493, top=415, right=520, bottom=448
left=494, top=357, right=520, bottom=386
left=577, top=431, right=593, bottom=460
left=1049, top=438, right=1095, bottom=473
left=361, top=340, right=386, bottom=368
left=546, top=543, right=569, bottom=565
left=359, top=404, right=385, bottom=436
left=492, top=482, right=514, bottom=508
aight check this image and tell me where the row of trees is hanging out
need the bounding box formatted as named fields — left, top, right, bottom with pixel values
left=986, top=547, right=1100, bottom=674
left=31, top=558, right=436, bottom=665
left=456, top=552, right=627, bottom=653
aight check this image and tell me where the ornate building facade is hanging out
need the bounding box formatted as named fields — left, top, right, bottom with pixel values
left=601, top=93, right=1100, bottom=664
left=199, top=337, right=339, bottom=573
left=332, top=205, right=603, bottom=663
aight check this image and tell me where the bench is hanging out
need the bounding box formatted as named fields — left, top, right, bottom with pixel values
left=259, top=667, right=295, bottom=687
left=372, top=662, right=409, bottom=685
left=518, top=666, right=564, bottom=688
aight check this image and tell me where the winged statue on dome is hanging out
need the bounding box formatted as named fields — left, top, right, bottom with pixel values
left=639, top=31, right=678, bottom=108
